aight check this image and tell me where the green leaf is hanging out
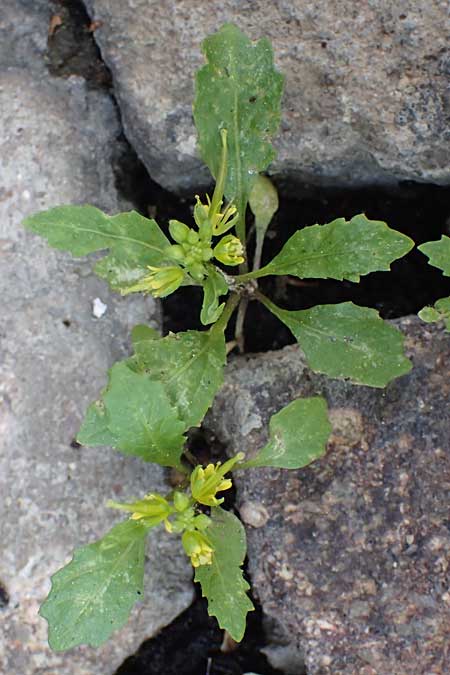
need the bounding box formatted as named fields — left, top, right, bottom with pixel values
left=200, top=266, right=229, bottom=325
left=102, top=363, right=186, bottom=465
left=78, top=362, right=186, bottom=467
left=252, top=214, right=414, bottom=281
left=23, top=206, right=172, bottom=292
left=194, top=24, right=283, bottom=214
left=39, top=519, right=148, bottom=651
left=130, top=327, right=227, bottom=428
left=264, top=299, right=412, bottom=387
left=242, top=397, right=331, bottom=469
left=418, top=236, right=450, bottom=276
left=195, top=508, right=254, bottom=642
left=131, top=324, right=160, bottom=347
left=419, top=296, right=450, bottom=331
left=76, top=400, right=117, bottom=447
left=249, top=174, right=279, bottom=270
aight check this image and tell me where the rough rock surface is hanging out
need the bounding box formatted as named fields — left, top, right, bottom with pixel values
left=207, top=318, right=450, bottom=674
left=83, top=0, right=450, bottom=192
left=0, top=3, right=193, bottom=674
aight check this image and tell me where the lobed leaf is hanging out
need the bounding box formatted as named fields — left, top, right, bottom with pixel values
left=418, top=236, right=450, bottom=276
left=241, top=397, right=331, bottom=469
left=419, top=296, right=450, bottom=331
left=252, top=214, right=414, bottom=281
left=195, top=507, right=254, bottom=642
left=23, top=206, right=172, bottom=293
left=265, top=300, right=412, bottom=387
left=194, top=24, right=283, bottom=216
left=39, top=520, right=148, bottom=651
left=200, top=266, right=229, bottom=325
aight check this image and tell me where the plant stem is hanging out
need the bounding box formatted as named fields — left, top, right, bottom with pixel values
left=254, top=289, right=278, bottom=313
left=213, top=292, right=241, bottom=333
left=235, top=297, right=249, bottom=352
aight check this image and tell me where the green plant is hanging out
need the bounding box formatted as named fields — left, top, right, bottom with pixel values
left=418, top=236, right=450, bottom=330
left=24, top=24, right=415, bottom=650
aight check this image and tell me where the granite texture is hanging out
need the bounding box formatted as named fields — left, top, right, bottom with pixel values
left=83, top=0, right=450, bottom=192
left=207, top=317, right=450, bottom=674
left=0, top=3, right=193, bottom=673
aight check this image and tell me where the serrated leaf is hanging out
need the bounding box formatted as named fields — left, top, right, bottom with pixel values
left=419, top=296, right=450, bottom=331
left=264, top=299, right=412, bottom=387
left=251, top=214, right=413, bottom=281
left=130, top=327, right=227, bottom=428
left=194, top=23, right=283, bottom=217
left=40, top=519, right=148, bottom=651
left=77, top=400, right=117, bottom=447
left=78, top=362, right=186, bottom=467
left=23, top=206, right=172, bottom=292
left=249, top=174, right=279, bottom=270
left=242, top=397, right=331, bottom=469
left=101, top=363, right=186, bottom=465
left=200, top=266, right=229, bottom=325
left=195, top=508, right=254, bottom=642
left=418, top=236, right=450, bottom=276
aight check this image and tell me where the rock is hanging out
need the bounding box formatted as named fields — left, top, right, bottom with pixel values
left=0, top=4, right=193, bottom=674
left=206, top=318, right=450, bottom=674
left=83, top=0, right=449, bottom=192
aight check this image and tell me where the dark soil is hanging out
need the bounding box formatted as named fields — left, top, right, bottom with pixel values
left=116, top=597, right=286, bottom=675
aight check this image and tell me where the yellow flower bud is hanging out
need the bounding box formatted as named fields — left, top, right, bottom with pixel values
left=182, top=530, right=214, bottom=567
left=107, top=493, right=172, bottom=528
left=213, top=235, right=245, bottom=266
left=122, top=265, right=184, bottom=298
left=190, top=453, right=244, bottom=506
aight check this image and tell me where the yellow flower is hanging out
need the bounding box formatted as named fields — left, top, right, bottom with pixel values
left=107, top=493, right=172, bottom=528
left=213, top=234, right=245, bottom=266
left=190, top=453, right=245, bottom=506
left=122, top=265, right=184, bottom=298
left=182, top=530, right=214, bottom=567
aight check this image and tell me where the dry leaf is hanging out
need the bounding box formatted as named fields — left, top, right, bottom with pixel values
left=87, top=20, right=103, bottom=33
left=48, top=14, right=63, bottom=37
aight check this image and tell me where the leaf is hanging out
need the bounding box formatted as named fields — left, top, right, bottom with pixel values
left=76, top=400, right=117, bottom=447
left=131, top=324, right=160, bottom=346
left=194, top=23, right=283, bottom=214
left=102, top=363, right=186, bottom=465
left=130, top=327, right=227, bottom=428
left=23, top=206, right=172, bottom=292
left=200, top=266, right=229, bottom=325
left=418, top=236, right=450, bottom=276
left=264, top=299, right=412, bottom=387
left=249, top=174, right=279, bottom=270
left=242, top=397, right=331, bottom=469
left=419, top=296, right=450, bottom=331
left=78, top=362, right=186, bottom=467
left=39, top=519, right=148, bottom=651
left=251, top=214, right=414, bottom=281
left=195, top=508, right=254, bottom=642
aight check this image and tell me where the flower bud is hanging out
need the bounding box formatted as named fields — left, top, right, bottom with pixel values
left=182, top=530, right=214, bottom=567
left=122, top=265, right=184, bottom=298
left=169, top=219, right=190, bottom=244
left=213, top=234, right=245, bottom=266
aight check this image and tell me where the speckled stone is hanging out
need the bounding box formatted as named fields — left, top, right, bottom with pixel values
left=83, top=0, right=450, bottom=192
left=207, top=317, right=450, bottom=675
left=0, top=3, right=193, bottom=673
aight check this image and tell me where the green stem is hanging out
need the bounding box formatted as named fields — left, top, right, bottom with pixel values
left=235, top=267, right=265, bottom=283
left=213, top=292, right=241, bottom=333
left=254, top=289, right=279, bottom=313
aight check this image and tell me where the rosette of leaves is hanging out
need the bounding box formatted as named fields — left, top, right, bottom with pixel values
left=24, top=23, right=415, bottom=651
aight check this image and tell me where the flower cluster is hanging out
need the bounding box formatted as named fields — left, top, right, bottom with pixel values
left=108, top=452, right=244, bottom=569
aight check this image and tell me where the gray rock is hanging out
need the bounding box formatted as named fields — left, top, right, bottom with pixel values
left=83, top=0, right=449, bottom=192
left=206, top=318, right=450, bottom=674
left=0, top=6, right=193, bottom=674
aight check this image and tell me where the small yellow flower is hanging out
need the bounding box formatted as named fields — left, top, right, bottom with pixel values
left=182, top=530, right=214, bottom=567
left=190, top=453, right=245, bottom=506
left=213, top=234, right=245, bottom=266
left=122, top=265, right=184, bottom=298
left=107, top=493, right=172, bottom=528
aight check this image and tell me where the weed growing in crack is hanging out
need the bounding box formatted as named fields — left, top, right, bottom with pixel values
left=25, top=23, right=445, bottom=651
